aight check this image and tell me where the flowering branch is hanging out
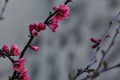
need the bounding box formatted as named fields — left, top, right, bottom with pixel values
left=80, top=63, right=120, bottom=80
left=11, top=0, right=72, bottom=80
left=71, top=12, right=120, bottom=80
left=0, top=0, right=120, bottom=80
left=95, top=23, right=120, bottom=73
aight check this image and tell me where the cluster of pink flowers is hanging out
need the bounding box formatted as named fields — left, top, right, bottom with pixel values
left=29, top=22, right=46, bottom=37
left=0, top=2, right=70, bottom=80
left=29, top=3, right=70, bottom=33
left=48, top=3, right=70, bottom=32
left=2, top=44, right=20, bottom=56
left=13, top=58, right=30, bottom=80
left=90, top=37, right=102, bottom=49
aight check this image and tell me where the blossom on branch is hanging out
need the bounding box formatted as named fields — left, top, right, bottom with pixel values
left=90, top=37, right=102, bottom=49
left=10, top=44, right=20, bottom=56
left=53, top=3, right=70, bottom=21
left=2, top=44, right=9, bottom=53
left=29, top=22, right=46, bottom=36
left=30, top=46, right=39, bottom=52
left=13, top=58, right=25, bottom=72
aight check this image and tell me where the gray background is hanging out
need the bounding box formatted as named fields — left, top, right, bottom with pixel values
left=0, top=0, right=120, bottom=80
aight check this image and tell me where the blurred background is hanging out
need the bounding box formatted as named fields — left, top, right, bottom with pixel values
left=0, top=0, right=120, bottom=80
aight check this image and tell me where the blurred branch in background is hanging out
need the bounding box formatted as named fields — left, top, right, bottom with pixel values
left=0, top=0, right=9, bottom=21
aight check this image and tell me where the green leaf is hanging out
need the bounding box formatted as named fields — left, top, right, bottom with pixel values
left=49, top=11, right=52, bottom=15
left=8, top=76, right=11, bottom=80
left=109, top=21, right=112, bottom=26
left=87, top=69, right=95, bottom=73
left=101, top=50, right=105, bottom=55
left=2, top=55, right=6, bottom=58
left=68, top=73, right=73, bottom=80
left=117, top=20, right=120, bottom=24
left=77, top=69, right=82, bottom=74
left=103, top=60, right=108, bottom=69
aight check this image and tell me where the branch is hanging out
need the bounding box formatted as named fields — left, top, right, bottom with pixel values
left=0, top=0, right=9, bottom=21
left=95, top=23, right=120, bottom=73
left=0, top=49, right=14, bottom=63
left=11, top=0, right=72, bottom=79
left=80, top=63, right=120, bottom=80
left=73, top=12, right=120, bottom=80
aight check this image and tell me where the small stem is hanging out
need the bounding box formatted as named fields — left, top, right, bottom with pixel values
left=0, top=0, right=9, bottom=21
left=80, top=63, right=120, bottom=80
left=19, top=36, right=34, bottom=59
left=73, top=12, right=120, bottom=80
left=0, top=50, right=14, bottom=63
left=4, top=53, right=14, bottom=63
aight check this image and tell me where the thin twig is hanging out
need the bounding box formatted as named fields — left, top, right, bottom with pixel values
left=0, top=0, right=9, bottom=21
left=73, top=12, right=120, bottom=80
left=80, top=63, right=120, bottom=80
left=0, top=49, right=14, bottom=63
left=95, top=23, right=120, bottom=73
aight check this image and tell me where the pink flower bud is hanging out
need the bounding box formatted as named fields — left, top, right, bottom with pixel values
left=10, top=44, right=20, bottom=56
left=52, top=6, right=58, bottom=11
left=37, top=22, right=46, bottom=31
left=29, top=24, right=34, bottom=32
left=19, top=71, right=30, bottom=80
left=97, top=38, right=102, bottom=43
left=92, top=44, right=98, bottom=49
left=2, top=44, right=9, bottom=53
left=90, top=37, right=97, bottom=43
left=31, top=46, right=39, bottom=52
left=32, top=30, right=38, bottom=37
left=29, top=23, right=37, bottom=32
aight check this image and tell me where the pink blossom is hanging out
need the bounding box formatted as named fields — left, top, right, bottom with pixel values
left=90, top=37, right=97, bottom=43
left=13, top=58, right=25, bottom=72
left=48, top=18, right=58, bottom=32
left=2, top=44, right=9, bottom=53
left=29, top=24, right=34, bottom=32
left=97, top=38, right=102, bottom=43
left=53, top=3, right=70, bottom=21
left=19, top=72, right=30, bottom=80
left=32, top=30, right=38, bottom=37
left=31, top=46, right=39, bottom=52
left=10, top=44, right=20, bottom=56
left=37, top=22, right=46, bottom=31
left=52, top=6, right=58, bottom=11
left=90, top=37, right=102, bottom=49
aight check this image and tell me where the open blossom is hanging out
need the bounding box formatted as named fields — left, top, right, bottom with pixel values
left=52, top=3, right=70, bottom=21
left=48, top=3, right=69, bottom=32
left=10, top=44, right=20, bottom=56
left=13, top=58, right=25, bottom=72
left=2, top=44, right=9, bottom=53
left=32, top=30, right=38, bottom=37
left=19, top=71, right=30, bottom=80
left=48, top=18, right=58, bottom=32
